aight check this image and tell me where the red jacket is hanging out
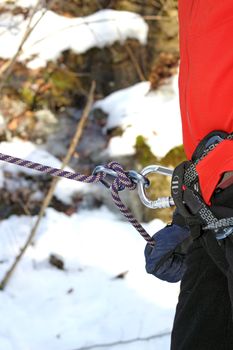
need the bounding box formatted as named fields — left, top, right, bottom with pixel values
left=178, top=0, right=233, bottom=204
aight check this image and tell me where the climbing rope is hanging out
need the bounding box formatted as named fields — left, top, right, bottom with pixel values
left=0, top=153, right=156, bottom=246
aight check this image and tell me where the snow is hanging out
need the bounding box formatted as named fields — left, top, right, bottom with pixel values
left=0, top=207, right=179, bottom=350
left=0, top=139, right=93, bottom=204
left=0, top=9, right=148, bottom=69
left=13, top=0, right=38, bottom=6
left=0, top=0, right=38, bottom=6
left=95, top=75, right=182, bottom=158
left=0, top=138, right=181, bottom=350
left=0, top=139, right=181, bottom=349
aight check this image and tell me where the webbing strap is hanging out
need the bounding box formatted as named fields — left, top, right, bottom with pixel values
left=192, top=132, right=233, bottom=165
left=178, top=132, right=233, bottom=238
left=183, top=163, right=231, bottom=231
left=205, top=217, right=233, bottom=230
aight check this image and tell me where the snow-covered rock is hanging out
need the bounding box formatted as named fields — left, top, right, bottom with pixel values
left=0, top=9, right=148, bottom=69
left=95, top=75, right=182, bottom=158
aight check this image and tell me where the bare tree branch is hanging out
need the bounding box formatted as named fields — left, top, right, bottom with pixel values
left=125, top=43, right=146, bottom=81
left=0, top=81, right=96, bottom=291
left=0, top=0, right=46, bottom=89
left=72, top=331, right=171, bottom=350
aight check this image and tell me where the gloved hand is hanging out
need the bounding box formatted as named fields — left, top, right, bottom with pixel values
left=145, top=210, right=192, bottom=283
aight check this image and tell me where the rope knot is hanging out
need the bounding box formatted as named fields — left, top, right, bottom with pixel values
left=106, top=161, right=137, bottom=191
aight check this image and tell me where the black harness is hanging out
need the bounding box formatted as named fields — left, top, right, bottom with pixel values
left=171, top=131, right=233, bottom=240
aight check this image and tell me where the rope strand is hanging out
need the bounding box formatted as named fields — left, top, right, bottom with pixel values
left=0, top=153, right=155, bottom=246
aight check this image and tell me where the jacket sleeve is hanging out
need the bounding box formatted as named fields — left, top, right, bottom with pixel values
left=144, top=216, right=192, bottom=283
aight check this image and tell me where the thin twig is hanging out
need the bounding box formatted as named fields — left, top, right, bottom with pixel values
left=143, top=15, right=174, bottom=20
left=0, top=0, right=46, bottom=89
left=72, top=331, right=171, bottom=350
left=17, top=197, right=31, bottom=216
left=0, top=81, right=96, bottom=290
left=125, top=43, right=146, bottom=81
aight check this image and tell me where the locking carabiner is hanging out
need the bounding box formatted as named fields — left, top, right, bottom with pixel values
left=138, top=165, right=175, bottom=209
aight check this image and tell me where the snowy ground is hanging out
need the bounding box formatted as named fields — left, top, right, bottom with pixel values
left=0, top=140, right=180, bottom=350
left=0, top=207, right=180, bottom=350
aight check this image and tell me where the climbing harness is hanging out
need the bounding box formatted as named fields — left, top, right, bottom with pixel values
left=0, top=152, right=173, bottom=247
left=171, top=131, right=233, bottom=240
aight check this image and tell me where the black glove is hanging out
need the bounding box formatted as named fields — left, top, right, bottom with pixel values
left=145, top=210, right=192, bottom=283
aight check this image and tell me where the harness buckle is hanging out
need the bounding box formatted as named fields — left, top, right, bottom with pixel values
left=215, top=227, right=233, bottom=240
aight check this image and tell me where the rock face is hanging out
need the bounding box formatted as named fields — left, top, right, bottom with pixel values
left=48, top=0, right=179, bottom=97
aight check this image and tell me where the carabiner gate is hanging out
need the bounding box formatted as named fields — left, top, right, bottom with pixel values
left=138, top=165, right=175, bottom=209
